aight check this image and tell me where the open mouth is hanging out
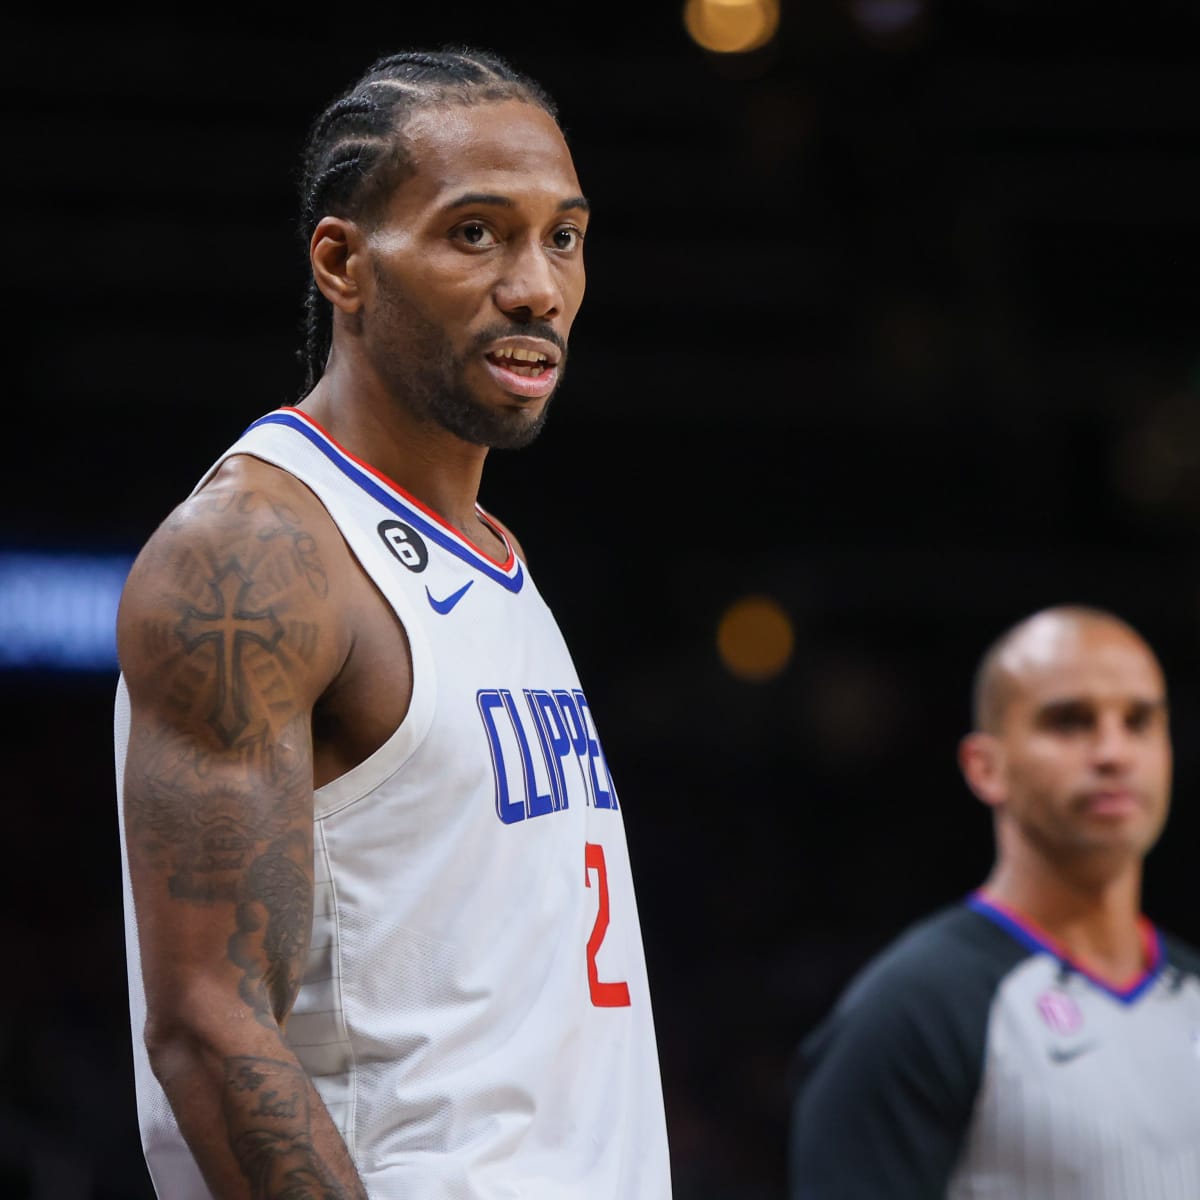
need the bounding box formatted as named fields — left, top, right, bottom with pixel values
left=481, top=341, right=561, bottom=400
left=484, top=347, right=554, bottom=377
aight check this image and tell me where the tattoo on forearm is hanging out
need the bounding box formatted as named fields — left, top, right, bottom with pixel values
left=223, top=1057, right=364, bottom=1199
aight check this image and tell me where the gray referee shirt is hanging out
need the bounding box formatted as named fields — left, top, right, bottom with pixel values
left=790, top=895, right=1200, bottom=1199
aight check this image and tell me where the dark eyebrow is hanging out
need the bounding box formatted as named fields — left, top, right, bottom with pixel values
left=1034, top=699, right=1095, bottom=724
left=445, top=193, right=513, bottom=210
left=443, top=192, right=591, bottom=214
left=1034, top=696, right=1167, bottom=722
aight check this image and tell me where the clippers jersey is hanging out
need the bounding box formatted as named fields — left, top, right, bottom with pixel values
left=790, top=894, right=1200, bottom=1199
left=116, top=407, right=671, bottom=1199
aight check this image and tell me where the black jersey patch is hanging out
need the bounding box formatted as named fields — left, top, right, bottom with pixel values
left=378, top=520, right=429, bottom=573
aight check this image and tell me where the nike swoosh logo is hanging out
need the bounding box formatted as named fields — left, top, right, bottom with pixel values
left=426, top=581, right=474, bottom=615
left=1048, top=1042, right=1098, bottom=1065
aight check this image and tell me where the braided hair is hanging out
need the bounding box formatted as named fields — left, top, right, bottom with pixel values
left=297, top=48, right=559, bottom=394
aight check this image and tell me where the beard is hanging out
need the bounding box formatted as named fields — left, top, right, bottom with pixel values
left=369, top=268, right=566, bottom=451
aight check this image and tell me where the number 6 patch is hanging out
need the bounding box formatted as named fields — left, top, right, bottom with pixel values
left=378, top=520, right=429, bottom=573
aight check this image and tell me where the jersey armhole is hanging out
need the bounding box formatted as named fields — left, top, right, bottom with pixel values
left=197, top=444, right=438, bottom=820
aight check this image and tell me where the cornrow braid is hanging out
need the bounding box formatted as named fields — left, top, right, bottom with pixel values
left=297, top=47, right=559, bottom=395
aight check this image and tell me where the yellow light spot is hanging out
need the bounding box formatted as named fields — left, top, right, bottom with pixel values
left=684, top=0, right=780, bottom=54
left=717, top=595, right=794, bottom=682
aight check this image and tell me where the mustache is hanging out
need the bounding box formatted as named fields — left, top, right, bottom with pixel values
left=468, top=321, right=567, bottom=358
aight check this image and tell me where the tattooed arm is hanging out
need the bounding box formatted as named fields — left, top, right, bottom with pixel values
left=119, top=458, right=367, bottom=1200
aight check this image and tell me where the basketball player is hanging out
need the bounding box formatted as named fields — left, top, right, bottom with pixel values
left=790, top=606, right=1200, bottom=1198
left=114, top=50, right=671, bottom=1198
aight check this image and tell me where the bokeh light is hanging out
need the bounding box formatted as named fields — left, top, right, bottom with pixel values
left=684, top=0, right=780, bottom=54
left=716, top=594, right=795, bottom=681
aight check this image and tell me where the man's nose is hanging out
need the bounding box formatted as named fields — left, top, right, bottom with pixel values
left=1093, top=714, right=1135, bottom=769
left=494, top=237, right=562, bottom=322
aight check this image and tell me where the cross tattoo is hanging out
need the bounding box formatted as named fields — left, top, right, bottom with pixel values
left=177, top=560, right=285, bottom=745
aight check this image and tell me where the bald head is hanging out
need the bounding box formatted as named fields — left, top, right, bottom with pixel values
left=971, top=607, right=1163, bottom=734
left=961, top=604, right=1172, bottom=873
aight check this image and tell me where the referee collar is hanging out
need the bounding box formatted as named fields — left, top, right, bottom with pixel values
left=968, top=890, right=1163, bottom=1005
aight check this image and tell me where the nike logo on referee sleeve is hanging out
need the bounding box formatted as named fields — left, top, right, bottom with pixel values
left=1048, top=1042, right=1098, bottom=1065
left=426, top=581, right=474, bottom=614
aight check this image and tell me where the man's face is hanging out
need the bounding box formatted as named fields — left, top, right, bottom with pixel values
left=983, top=621, right=1172, bottom=864
left=358, top=98, right=588, bottom=449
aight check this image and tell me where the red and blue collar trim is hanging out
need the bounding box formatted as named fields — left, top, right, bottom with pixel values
left=246, top=408, right=524, bottom=593
left=968, top=890, right=1163, bottom=1004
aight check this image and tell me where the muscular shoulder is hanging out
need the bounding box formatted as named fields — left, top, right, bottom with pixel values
left=834, top=903, right=1025, bottom=1026
left=789, top=906, right=1025, bottom=1199
left=117, top=455, right=353, bottom=728
left=798, top=904, right=1028, bottom=1106
left=790, top=905, right=1028, bottom=1198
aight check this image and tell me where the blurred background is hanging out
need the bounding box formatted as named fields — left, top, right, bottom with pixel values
left=5, top=1, right=1200, bottom=1195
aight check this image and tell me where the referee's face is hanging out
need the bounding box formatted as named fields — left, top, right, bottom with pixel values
left=982, top=620, right=1171, bottom=867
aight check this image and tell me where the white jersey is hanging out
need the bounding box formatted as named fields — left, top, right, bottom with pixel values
left=116, top=406, right=672, bottom=1198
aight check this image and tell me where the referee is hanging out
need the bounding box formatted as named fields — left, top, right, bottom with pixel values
left=790, top=605, right=1200, bottom=1199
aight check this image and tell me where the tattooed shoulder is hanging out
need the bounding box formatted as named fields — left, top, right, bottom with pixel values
left=120, top=467, right=346, bottom=1027
left=120, top=465, right=348, bottom=746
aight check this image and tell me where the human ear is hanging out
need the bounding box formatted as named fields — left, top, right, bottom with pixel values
left=310, top=217, right=367, bottom=313
left=959, top=732, right=1007, bottom=810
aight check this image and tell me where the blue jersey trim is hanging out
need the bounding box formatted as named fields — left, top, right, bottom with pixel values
left=967, top=893, right=1163, bottom=1005
left=246, top=411, right=525, bottom=594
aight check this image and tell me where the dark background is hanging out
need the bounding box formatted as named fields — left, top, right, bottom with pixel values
left=5, top=2, right=1200, bottom=1195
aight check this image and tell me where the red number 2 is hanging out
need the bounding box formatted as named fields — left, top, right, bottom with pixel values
left=584, top=842, right=632, bottom=1007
